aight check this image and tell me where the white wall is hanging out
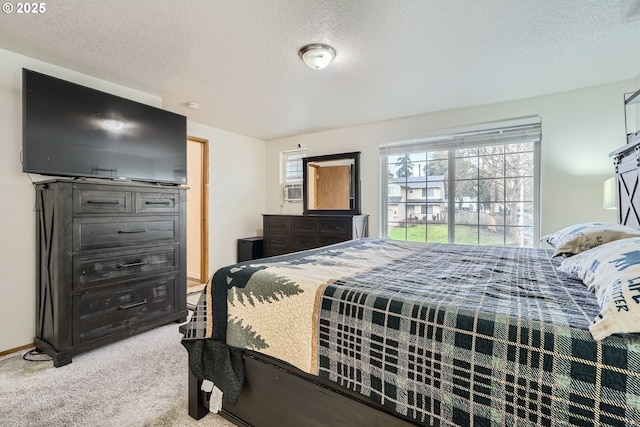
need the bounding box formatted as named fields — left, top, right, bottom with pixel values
left=265, top=80, right=635, bottom=238
left=0, top=48, right=266, bottom=353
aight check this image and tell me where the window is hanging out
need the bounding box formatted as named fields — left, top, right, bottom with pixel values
left=283, top=149, right=306, bottom=183
left=380, top=120, right=540, bottom=247
left=281, top=148, right=306, bottom=202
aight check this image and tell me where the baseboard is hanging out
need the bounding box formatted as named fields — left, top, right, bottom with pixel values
left=0, top=342, right=34, bottom=357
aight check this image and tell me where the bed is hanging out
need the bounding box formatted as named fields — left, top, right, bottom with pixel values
left=182, top=141, right=640, bottom=427
left=182, top=236, right=640, bottom=426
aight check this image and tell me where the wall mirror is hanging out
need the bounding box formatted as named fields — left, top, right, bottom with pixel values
left=303, top=151, right=361, bottom=215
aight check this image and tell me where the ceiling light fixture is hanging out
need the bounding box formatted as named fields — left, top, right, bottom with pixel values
left=299, top=44, right=336, bottom=70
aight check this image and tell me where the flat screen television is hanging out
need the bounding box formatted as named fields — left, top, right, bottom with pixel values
left=22, top=69, right=187, bottom=185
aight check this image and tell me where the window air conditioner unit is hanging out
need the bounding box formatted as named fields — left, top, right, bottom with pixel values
left=284, top=183, right=303, bottom=202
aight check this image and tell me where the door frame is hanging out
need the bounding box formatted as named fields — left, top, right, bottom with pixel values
left=187, top=135, right=209, bottom=284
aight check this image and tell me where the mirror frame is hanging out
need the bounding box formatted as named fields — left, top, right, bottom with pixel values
left=302, top=151, right=361, bottom=215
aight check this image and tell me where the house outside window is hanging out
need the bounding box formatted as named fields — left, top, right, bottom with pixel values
left=380, top=120, right=541, bottom=247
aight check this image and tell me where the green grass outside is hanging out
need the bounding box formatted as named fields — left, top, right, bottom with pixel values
left=388, top=223, right=508, bottom=245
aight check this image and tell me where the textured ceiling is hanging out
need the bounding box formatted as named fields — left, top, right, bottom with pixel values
left=1, top=0, right=640, bottom=140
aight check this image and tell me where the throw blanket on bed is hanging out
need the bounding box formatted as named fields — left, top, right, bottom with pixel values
left=182, top=238, right=640, bottom=426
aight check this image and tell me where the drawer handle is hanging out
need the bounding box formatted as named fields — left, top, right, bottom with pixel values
left=87, top=200, right=120, bottom=205
left=118, top=261, right=147, bottom=268
left=272, top=239, right=285, bottom=244
left=119, top=299, right=147, bottom=310
left=145, top=201, right=171, bottom=205
left=118, top=229, right=147, bottom=234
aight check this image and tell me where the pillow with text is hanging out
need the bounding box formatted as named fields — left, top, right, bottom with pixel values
left=559, top=237, right=640, bottom=340
left=541, top=222, right=640, bottom=257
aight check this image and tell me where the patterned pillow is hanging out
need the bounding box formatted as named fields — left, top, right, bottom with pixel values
left=541, top=222, right=640, bottom=257
left=558, top=237, right=640, bottom=340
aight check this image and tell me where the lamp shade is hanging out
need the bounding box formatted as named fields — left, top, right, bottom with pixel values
left=603, top=177, right=616, bottom=210
left=299, top=44, right=336, bottom=70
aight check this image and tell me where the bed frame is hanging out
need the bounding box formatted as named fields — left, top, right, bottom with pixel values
left=611, top=137, right=640, bottom=228
left=188, top=350, right=417, bottom=426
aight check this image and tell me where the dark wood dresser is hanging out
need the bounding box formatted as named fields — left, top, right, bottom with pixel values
left=34, top=179, right=187, bottom=366
left=262, top=214, right=368, bottom=257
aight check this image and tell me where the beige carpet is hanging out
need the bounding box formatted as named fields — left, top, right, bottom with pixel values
left=0, top=323, right=236, bottom=427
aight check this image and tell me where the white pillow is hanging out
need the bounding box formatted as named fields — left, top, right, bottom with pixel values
left=558, top=237, right=640, bottom=340
left=541, top=222, right=640, bottom=257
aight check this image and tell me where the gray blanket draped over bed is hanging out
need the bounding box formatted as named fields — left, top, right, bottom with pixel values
left=182, top=238, right=640, bottom=426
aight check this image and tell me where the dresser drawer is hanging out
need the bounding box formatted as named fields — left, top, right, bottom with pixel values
left=73, top=189, right=133, bottom=214
left=265, top=216, right=291, bottom=233
left=73, top=245, right=179, bottom=290
left=292, top=234, right=318, bottom=251
left=136, top=192, right=180, bottom=214
left=74, top=274, right=178, bottom=344
left=74, top=216, right=178, bottom=251
left=291, top=218, right=316, bottom=234
left=265, top=233, right=291, bottom=252
left=317, top=219, right=351, bottom=239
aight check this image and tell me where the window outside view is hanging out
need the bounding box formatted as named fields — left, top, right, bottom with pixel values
left=385, top=140, right=537, bottom=247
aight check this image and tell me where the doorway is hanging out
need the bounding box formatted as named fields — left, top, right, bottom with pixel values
left=186, top=136, right=209, bottom=290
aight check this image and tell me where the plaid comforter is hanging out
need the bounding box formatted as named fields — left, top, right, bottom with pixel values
left=182, top=238, right=640, bottom=426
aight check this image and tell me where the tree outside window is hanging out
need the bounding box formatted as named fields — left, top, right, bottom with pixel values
left=381, top=123, right=540, bottom=247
